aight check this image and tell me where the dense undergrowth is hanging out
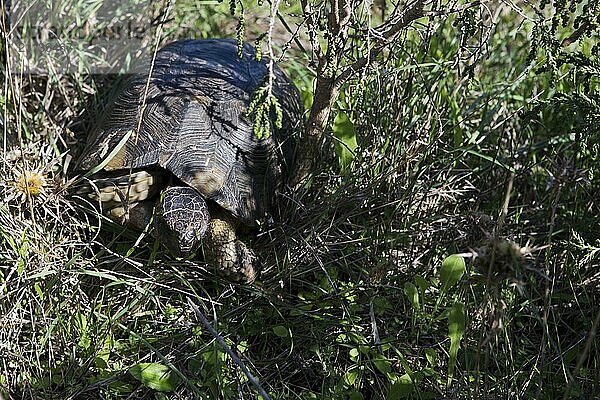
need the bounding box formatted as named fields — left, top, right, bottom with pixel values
left=1, top=1, right=598, bottom=399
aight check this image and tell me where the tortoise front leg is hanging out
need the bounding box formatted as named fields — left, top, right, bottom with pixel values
left=203, top=208, right=258, bottom=283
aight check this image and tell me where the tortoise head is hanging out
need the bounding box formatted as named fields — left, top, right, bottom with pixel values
left=154, top=186, right=210, bottom=257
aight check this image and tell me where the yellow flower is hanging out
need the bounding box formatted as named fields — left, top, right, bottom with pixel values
left=14, top=170, right=47, bottom=202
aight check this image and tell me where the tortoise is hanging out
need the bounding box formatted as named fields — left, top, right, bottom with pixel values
left=74, top=39, right=303, bottom=282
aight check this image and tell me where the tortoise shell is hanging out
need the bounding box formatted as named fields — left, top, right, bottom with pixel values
left=77, top=39, right=303, bottom=226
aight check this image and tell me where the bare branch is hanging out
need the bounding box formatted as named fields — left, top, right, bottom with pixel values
left=300, top=0, right=323, bottom=59
left=290, top=0, right=426, bottom=187
left=335, top=0, right=425, bottom=90
left=187, top=298, right=271, bottom=400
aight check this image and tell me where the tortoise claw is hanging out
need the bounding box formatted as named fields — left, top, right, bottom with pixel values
left=209, top=240, right=259, bottom=283
left=204, top=213, right=260, bottom=283
left=232, top=240, right=259, bottom=283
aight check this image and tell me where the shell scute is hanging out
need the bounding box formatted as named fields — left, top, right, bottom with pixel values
left=78, top=39, right=303, bottom=225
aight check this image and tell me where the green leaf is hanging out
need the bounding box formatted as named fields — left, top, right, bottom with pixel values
left=332, top=111, right=358, bottom=170
left=33, top=282, right=43, bottom=300
left=413, top=275, right=430, bottom=294
left=349, top=347, right=360, bottom=361
left=95, top=352, right=109, bottom=369
left=16, top=229, right=29, bottom=276
left=403, top=282, right=420, bottom=310
left=387, top=374, right=415, bottom=399
left=343, top=368, right=359, bottom=386
left=93, top=329, right=112, bottom=370
left=72, top=312, right=91, bottom=351
left=272, top=325, right=289, bottom=338
left=348, top=390, right=364, bottom=400
left=425, top=348, right=437, bottom=368
left=372, top=355, right=392, bottom=374
left=128, top=363, right=180, bottom=392
left=447, top=302, right=465, bottom=387
left=236, top=340, right=249, bottom=352
left=440, top=255, right=465, bottom=293
left=84, top=129, right=132, bottom=177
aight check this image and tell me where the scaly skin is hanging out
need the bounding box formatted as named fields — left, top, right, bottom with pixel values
left=154, top=186, right=210, bottom=257
left=203, top=207, right=257, bottom=283
left=79, top=174, right=256, bottom=282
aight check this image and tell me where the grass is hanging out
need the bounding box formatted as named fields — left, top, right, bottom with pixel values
left=1, top=1, right=599, bottom=399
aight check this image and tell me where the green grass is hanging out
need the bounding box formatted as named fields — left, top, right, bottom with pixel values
left=1, top=1, right=599, bottom=399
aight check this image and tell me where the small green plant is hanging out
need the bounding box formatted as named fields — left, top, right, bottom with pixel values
left=332, top=110, right=358, bottom=171
left=128, top=363, right=181, bottom=392
left=246, top=82, right=284, bottom=139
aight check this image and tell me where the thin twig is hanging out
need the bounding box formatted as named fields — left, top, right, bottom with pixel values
left=495, top=171, right=514, bottom=235
left=334, top=0, right=425, bottom=90
left=369, top=300, right=382, bottom=353
left=266, top=0, right=283, bottom=101
left=562, top=308, right=600, bottom=399
left=187, top=297, right=272, bottom=400
left=125, top=0, right=172, bottom=215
